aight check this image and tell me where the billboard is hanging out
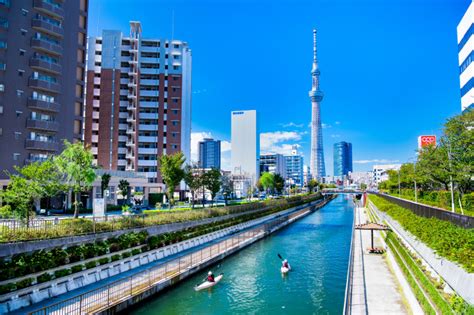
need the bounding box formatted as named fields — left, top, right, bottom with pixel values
left=418, top=135, right=436, bottom=149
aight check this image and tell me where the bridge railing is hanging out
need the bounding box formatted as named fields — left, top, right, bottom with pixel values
left=369, top=192, right=474, bottom=229
left=342, top=200, right=357, bottom=314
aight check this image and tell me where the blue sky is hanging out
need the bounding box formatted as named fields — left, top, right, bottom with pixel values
left=88, top=0, right=469, bottom=174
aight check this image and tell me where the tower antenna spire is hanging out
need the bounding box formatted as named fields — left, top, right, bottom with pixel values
left=313, top=28, right=317, bottom=63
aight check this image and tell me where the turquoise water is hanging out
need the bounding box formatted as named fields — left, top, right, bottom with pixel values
left=131, top=195, right=354, bottom=315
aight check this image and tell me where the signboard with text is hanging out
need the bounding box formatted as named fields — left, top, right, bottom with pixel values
left=418, top=135, right=436, bottom=149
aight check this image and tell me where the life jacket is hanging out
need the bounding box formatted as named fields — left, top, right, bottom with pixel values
left=283, top=262, right=289, bottom=268
left=207, top=275, right=215, bottom=282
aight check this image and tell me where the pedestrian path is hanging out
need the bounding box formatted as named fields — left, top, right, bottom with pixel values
left=349, top=207, right=413, bottom=314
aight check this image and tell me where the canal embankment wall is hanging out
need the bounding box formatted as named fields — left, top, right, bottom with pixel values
left=5, top=196, right=334, bottom=314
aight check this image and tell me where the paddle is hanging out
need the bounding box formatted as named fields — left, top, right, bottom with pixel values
left=277, top=253, right=284, bottom=260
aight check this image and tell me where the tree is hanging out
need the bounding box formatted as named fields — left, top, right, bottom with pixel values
left=100, top=173, right=111, bottom=198
left=360, top=183, right=367, bottom=190
left=183, top=164, right=202, bottom=208
left=118, top=179, right=130, bottom=203
left=202, top=168, right=221, bottom=207
left=55, top=140, right=96, bottom=218
left=259, top=172, right=274, bottom=195
left=1, top=159, right=63, bottom=221
left=221, top=173, right=234, bottom=205
left=160, top=152, right=185, bottom=208
left=274, top=174, right=285, bottom=195
left=307, top=179, right=318, bottom=193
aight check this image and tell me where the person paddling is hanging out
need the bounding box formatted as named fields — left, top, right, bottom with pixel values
left=282, top=259, right=289, bottom=269
left=207, top=271, right=215, bottom=282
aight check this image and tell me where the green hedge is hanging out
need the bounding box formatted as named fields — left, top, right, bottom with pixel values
left=370, top=195, right=474, bottom=273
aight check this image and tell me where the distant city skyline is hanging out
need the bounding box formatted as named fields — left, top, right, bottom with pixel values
left=89, top=0, right=470, bottom=174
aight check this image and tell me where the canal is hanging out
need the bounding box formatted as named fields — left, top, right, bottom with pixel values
left=131, top=195, right=354, bottom=315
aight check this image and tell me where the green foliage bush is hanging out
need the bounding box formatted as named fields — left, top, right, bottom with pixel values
left=85, top=261, right=97, bottom=269
left=111, top=254, right=121, bottom=262
left=131, top=248, right=141, bottom=256
left=0, top=205, right=13, bottom=218
left=71, top=264, right=84, bottom=273
left=37, top=273, right=53, bottom=284
left=370, top=195, right=474, bottom=272
left=0, top=283, right=16, bottom=294
left=54, top=269, right=71, bottom=278
left=98, top=257, right=110, bottom=265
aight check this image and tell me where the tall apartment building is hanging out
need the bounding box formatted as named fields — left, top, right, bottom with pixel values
left=373, top=164, right=401, bottom=184
left=457, top=0, right=473, bottom=112
left=198, top=138, right=220, bottom=169
left=259, top=153, right=286, bottom=177
left=333, top=141, right=352, bottom=177
left=0, top=0, right=88, bottom=180
left=285, top=145, right=304, bottom=187
left=231, top=110, right=259, bottom=185
left=84, top=22, right=192, bottom=186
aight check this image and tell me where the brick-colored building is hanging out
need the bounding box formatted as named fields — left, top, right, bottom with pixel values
left=84, top=22, right=192, bottom=191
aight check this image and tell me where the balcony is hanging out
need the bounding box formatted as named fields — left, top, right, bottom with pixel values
left=31, top=38, right=62, bottom=56
left=126, top=115, right=136, bottom=122
left=32, top=19, right=64, bottom=38
left=33, top=0, right=64, bottom=19
left=25, top=139, right=59, bottom=151
left=27, top=98, right=60, bottom=112
left=29, top=78, right=60, bottom=93
left=29, top=57, right=61, bottom=74
left=126, top=140, right=135, bottom=147
left=26, top=118, right=59, bottom=132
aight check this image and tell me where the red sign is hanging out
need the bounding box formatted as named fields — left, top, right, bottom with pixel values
left=418, top=135, right=436, bottom=148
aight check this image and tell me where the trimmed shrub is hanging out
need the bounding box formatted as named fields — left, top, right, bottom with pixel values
left=16, top=278, right=33, bottom=290
left=0, top=283, right=16, bottom=294
left=85, top=261, right=97, bottom=269
left=131, top=248, right=141, bottom=256
left=111, top=254, right=121, bottom=262
left=121, top=251, right=131, bottom=259
left=66, top=246, right=83, bottom=263
left=54, top=269, right=71, bottom=278
left=98, top=257, right=110, bottom=265
left=71, top=264, right=84, bottom=273
left=37, top=273, right=53, bottom=284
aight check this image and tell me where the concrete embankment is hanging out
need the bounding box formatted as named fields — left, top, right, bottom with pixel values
left=8, top=197, right=334, bottom=314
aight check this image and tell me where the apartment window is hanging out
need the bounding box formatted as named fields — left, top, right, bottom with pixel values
left=33, top=72, right=57, bottom=83
left=32, top=91, right=55, bottom=103
left=164, top=65, right=168, bottom=70
left=172, top=109, right=178, bottom=114
left=172, top=99, right=178, bottom=103
left=0, top=105, right=3, bottom=114
left=14, top=132, right=21, bottom=140
left=16, top=90, right=24, bottom=97
left=0, top=128, right=2, bottom=136
left=173, top=66, right=179, bottom=70
left=16, top=110, right=22, bottom=117
left=13, top=153, right=20, bottom=161
left=173, top=76, right=179, bottom=81
left=76, top=66, right=84, bottom=80
left=21, top=29, right=27, bottom=36
left=74, top=120, right=81, bottom=134
left=19, top=49, right=26, bottom=56
left=0, top=84, right=4, bottom=92
left=79, top=15, right=86, bottom=29
left=21, top=9, right=28, bottom=16
left=74, top=102, right=82, bottom=116
left=94, top=62, right=100, bottom=66
left=80, top=0, right=87, bottom=11
left=78, top=32, right=86, bottom=46
left=77, top=49, right=84, bottom=63
left=94, top=73, right=101, bottom=78
left=18, top=69, right=25, bottom=76
left=75, top=84, right=83, bottom=98
left=0, top=41, right=6, bottom=49
left=171, top=121, right=179, bottom=126
left=0, top=63, right=5, bottom=70
left=0, top=0, right=10, bottom=7
left=173, top=55, right=179, bottom=59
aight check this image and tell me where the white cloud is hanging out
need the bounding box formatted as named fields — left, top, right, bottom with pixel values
left=330, top=134, right=340, bottom=138
left=335, top=121, right=341, bottom=125
left=280, top=122, right=304, bottom=128
left=322, top=123, right=332, bottom=129
left=354, top=159, right=400, bottom=164
left=260, top=131, right=302, bottom=155
left=190, top=132, right=231, bottom=163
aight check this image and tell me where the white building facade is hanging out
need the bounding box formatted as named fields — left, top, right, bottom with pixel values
left=457, top=1, right=474, bottom=112
left=231, top=110, right=259, bottom=185
left=373, top=164, right=401, bottom=184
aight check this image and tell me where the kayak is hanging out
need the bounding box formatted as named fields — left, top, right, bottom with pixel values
left=194, top=273, right=224, bottom=291
left=281, top=264, right=291, bottom=274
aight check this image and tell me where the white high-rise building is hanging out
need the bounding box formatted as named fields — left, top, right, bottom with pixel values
left=231, top=110, right=259, bottom=185
left=457, top=1, right=474, bottom=112
left=373, top=164, right=401, bottom=184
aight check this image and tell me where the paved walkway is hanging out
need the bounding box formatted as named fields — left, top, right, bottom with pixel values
left=349, top=207, right=411, bottom=314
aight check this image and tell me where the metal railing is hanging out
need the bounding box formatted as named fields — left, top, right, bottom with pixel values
left=28, top=207, right=311, bottom=315
left=371, top=193, right=474, bottom=229
left=342, top=201, right=356, bottom=314
left=0, top=195, right=320, bottom=243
